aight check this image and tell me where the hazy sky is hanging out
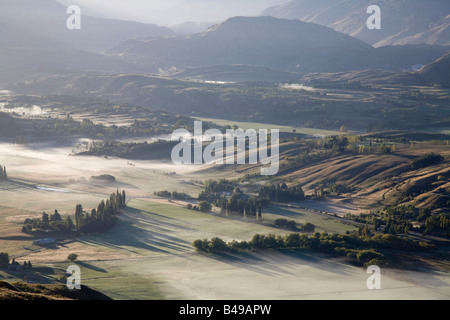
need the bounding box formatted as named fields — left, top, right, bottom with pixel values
left=56, top=0, right=289, bottom=26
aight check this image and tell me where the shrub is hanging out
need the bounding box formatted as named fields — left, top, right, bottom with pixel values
left=274, top=219, right=297, bottom=230
left=209, top=237, right=229, bottom=253
left=411, top=153, right=444, bottom=170
left=198, top=201, right=212, bottom=212
left=227, top=240, right=251, bottom=252
left=0, top=252, right=9, bottom=268
left=356, top=249, right=385, bottom=264
left=284, top=233, right=304, bottom=248
left=250, top=234, right=266, bottom=250
left=365, top=258, right=385, bottom=267
left=67, top=253, right=78, bottom=262
left=274, top=219, right=288, bottom=227
left=302, top=222, right=315, bottom=232
left=193, top=239, right=209, bottom=252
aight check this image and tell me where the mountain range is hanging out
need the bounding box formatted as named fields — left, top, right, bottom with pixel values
left=416, top=51, right=450, bottom=87
left=108, top=16, right=449, bottom=73
left=1, top=0, right=449, bottom=84
left=1, top=0, right=174, bottom=53
left=262, top=0, right=450, bottom=47
left=0, top=0, right=174, bottom=83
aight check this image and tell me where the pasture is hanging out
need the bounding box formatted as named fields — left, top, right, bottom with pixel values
left=0, top=142, right=449, bottom=300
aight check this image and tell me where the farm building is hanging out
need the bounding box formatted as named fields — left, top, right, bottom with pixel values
left=33, top=238, right=56, bottom=246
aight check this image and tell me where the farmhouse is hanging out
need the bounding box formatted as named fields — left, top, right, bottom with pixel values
left=33, top=238, right=56, bottom=246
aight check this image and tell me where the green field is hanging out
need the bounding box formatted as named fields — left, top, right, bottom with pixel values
left=1, top=142, right=450, bottom=300
left=196, top=117, right=343, bottom=137
left=3, top=199, right=449, bottom=300
left=262, top=205, right=358, bottom=234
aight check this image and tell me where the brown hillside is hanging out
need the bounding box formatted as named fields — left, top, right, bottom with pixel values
left=278, top=148, right=450, bottom=213
left=0, top=281, right=112, bottom=300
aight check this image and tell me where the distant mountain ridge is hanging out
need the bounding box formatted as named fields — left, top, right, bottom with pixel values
left=108, top=16, right=449, bottom=73
left=262, top=0, right=450, bottom=47
left=416, top=52, right=450, bottom=87
left=0, top=0, right=174, bottom=53
left=170, top=21, right=218, bottom=35
left=0, top=0, right=174, bottom=83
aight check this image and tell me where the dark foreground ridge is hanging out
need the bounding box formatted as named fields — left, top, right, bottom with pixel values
left=0, top=281, right=112, bottom=300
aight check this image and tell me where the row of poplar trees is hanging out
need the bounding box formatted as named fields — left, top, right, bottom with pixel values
left=75, top=189, right=126, bottom=233
left=23, top=189, right=127, bottom=234
left=0, top=165, right=7, bottom=180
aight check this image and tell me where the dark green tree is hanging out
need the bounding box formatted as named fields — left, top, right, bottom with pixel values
left=67, top=253, right=78, bottom=262
left=198, top=201, right=212, bottom=212
left=0, top=252, right=9, bottom=268
left=50, top=209, right=62, bottom=222
left=75, top=204, right=83, bottom=230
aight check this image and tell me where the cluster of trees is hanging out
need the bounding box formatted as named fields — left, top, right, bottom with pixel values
left=22, top=209, right=70, bottom=234
left=351, top=143, right=393, bottom=154
left=81, top=140, right=178, bottom=160
left=424, top=213, right=450, bottom=233
left=91, top=174, right=116, bottom=182
left=195, top=179, right=307, bottom=220
left=258, top=183, right=305, bottom=202
left=410, top=153, right=444, bottom=170
left=274, top=219, right=297, bottom=230
left=197, top=179, right=237, bottom=203
left=197, top=201, right=212, bottom=212
left=197, top=179, right=266, bottom=219
left=0, top=165, right=7, bottom=180
left=32, top=116, right=175, bottom=141
left=22, top=190, right=126, bottom=235
left=204, top=179, right=236, bottom=193
left=311, top=181, right=354, bottom=199
left=285, top=134, right=409, bottom=169
left=344, top=205, right=450, bottom=236
left=193, top=231, right=434, bottom=266
left=154, top=190, right=192, bottom=200
left=274, top=219, right=315, bottom=232
left=0, top=252, right=9, bottom=268
left=10, top=259, right=33, bottom=269
left=75, top=190, right=126, bottom=233
left=322, top=136, right=349, bottom=152
left=217, top=193, right=264, bottom=219
left=185, top=202, right=210, bottom=212
left=0, top=253, right=32, bottom=269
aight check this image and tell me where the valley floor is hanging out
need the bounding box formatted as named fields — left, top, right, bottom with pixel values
left=0, top=143, right=449, bottom=300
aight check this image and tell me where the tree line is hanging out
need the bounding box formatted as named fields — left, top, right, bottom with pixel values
left=258, top=183, right=305, bottom=202
left=410, top=153, right=444, bottom=170
left=153, top=190, right=192, bottom=200
left=0, top=252, right=32, bottom=269
left=22, top=190, right=126, bottom=235
left=195, top=180, right=305, bottom=220
left=344, top=205, right=450, bottom=237
left=193, top=230, right=434, bottom=267
left=0, top=165, right=7, bottom=180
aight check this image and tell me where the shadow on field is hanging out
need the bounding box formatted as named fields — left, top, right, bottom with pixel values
left=0, top=235, right=34, bottom=241
left=77, top=261, right=107, bottom=273
left=208, top=249, right=354, bottom=277
left=281, top=250, right=354, bottom=275
left=77, top=207, right=192, bottom=256
left=263, top=205, right=306, bottom=218
left=0, top=266, right=57, bottom=284
left=0, top=179, right=38, bottom=192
